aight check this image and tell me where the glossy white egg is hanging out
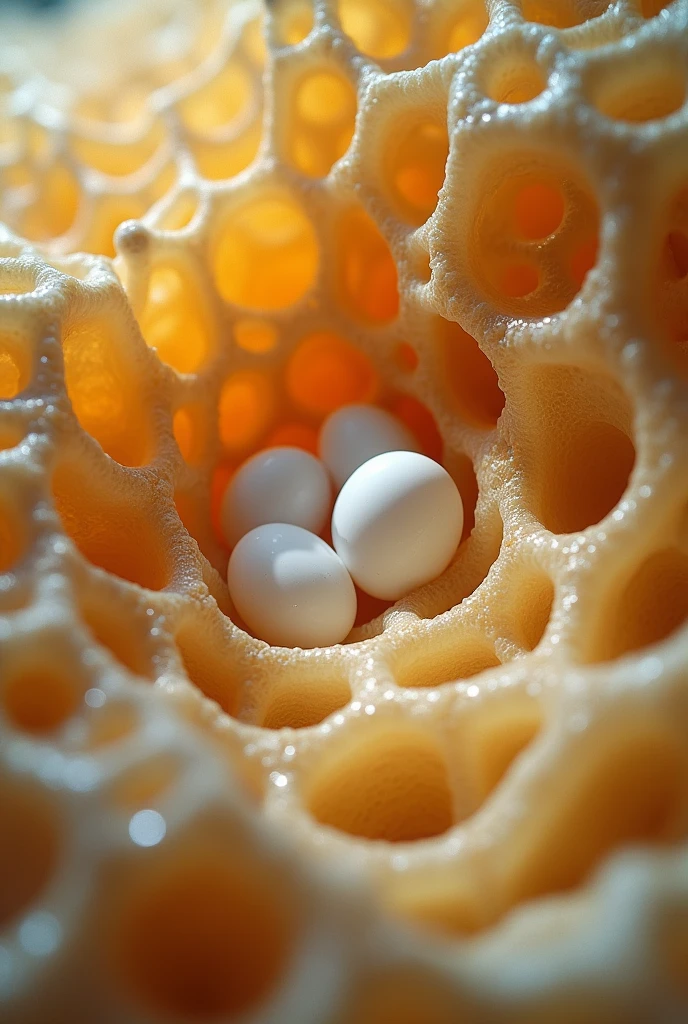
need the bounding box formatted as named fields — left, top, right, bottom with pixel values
left=221, top=446, right=331, bottom=547
left=318, top=403, right=420, bottom=489
left=227, top=523, right=357, bottom=648
left=331, top=450, right=463, bottom=600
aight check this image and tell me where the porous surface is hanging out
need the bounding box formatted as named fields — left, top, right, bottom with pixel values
left=0, top=0, right=687, bottom=1020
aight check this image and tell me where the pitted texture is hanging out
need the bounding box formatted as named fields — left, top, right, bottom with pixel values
left=1, top=0, right=688, bottom=1021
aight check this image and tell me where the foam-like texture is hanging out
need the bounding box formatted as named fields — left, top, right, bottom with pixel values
left=1, top=0, right=687, bottom=1020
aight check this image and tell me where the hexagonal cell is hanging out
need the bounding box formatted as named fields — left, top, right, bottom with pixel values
left=306, top=723, right=454, bottom=841
left=140, top=265, right=214, bottom=375
left=382, top=115, right=449, bottom=225
left=285, top=332, right=378, bottom=418
left=2, top=666, right=81, bottom=735
left=286, top=67, right=357, bottom=178
left=436, top=317, right=504, bottom=429
left=338, top=0, right=413, bottom=59
left=335, top=205, right=399, bottom=324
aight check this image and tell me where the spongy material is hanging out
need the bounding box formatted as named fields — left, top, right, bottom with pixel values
left=0, top=0, right=687, bottom=1021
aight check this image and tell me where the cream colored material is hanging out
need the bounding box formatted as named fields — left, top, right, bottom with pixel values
left=0, top=0, right=687, bottom=1021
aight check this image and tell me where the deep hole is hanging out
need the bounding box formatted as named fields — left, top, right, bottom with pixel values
left=140, top=267, right=212, bottom=375
left=437, top=317, right=505, bottom=429
left=336, top=205, right=399, bottom=324
left=385, top=117, right=449, bottom=226
left=176, top=616, right=242, bottom=718
left=486, top=58, right=546, bottom=104
left=337, top=0, right=412, bottom=60
left=110, top=838, right=294, bottom=1020
left=62, top=316, right=153, bottom=467
left=585, top=547, right=688, bottom=663
left=506, top=570, right=554, bottom=651
left=307, top=724, right=454, bottom=842
left=2, top=668, right=80, bottom=734
left=52, top=461, right=170, bottom=591
left=289, top=68, right=357, bottom=178
left=514, top=364, right=635, bottom=534
left=393, top=633, right=500, bottom=688
left=258, top=672, right=351, bottom=729
left=594, top=64, right=685, bottom=123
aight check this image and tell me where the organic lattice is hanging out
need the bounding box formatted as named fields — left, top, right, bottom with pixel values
left=1, top=0, right=688, bottom=1020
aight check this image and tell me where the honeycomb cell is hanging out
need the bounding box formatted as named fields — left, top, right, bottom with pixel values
left=0, top=778, right=60, bottom=928
left=0, top=332, right=30, bottom=399
left=62, top=316, right=153, bottom=466
left=470, top=155, right=600, bottom=316
left=505, top=570, right=554, bottom=651
left=288, top=69, right=357, bottom=178
left=84, top=700, right=139, bottom=750
left=0, top=491, right=27, bottom=573
left=109, top=754, right=180, bottom=809
left=176, top=617, right=241, bottom=717
left=513, top=364, right=635, bottom=533
left=431, top=2, right=488, bottom=59
left=2, top=667, right=80, bottom=734
left=0, top=421, right=24, bottom=451
left=520, top=0, right=609, bottom=27
left=499, top=722, right=688, bottom=905
left=273, top=0, right=314, bottom=45
left=384, top=116, right=449, bottom=225
left=437, top=317, right=505, bottom=428
left=179, top=63, right=253, bottom=132
left=140, top=266, right=213, bottom=374
left=71, top=125, right=164, bottom=177
left=80, top=597, right=153, bottom=677
left=110, top=839, right=295, bottom=1020
left=484, top=53, right=547, bottom=104
left=463, top=697, right=542, bottom=803
left=173, top=403, right=208, bottom=465
left=234, top=317, right=278, bottom=354
left=393, top=633, right=500, bottom=688
left=218, top=370, right=276, bottom=452
left=336, top=206, right=399, bottom=323
left=213, top=195, right=318, bottom=311
left=19, top=162, right=79, bottom=242
left=385, top=394, right=443, bottom=461
left=258, top=671, right=351, bottom=729
left=52, top=460, right=170, bottom=590
left=285, top=332, right=378, bottom=417
left=338, top=0, right=412, bottom=59
left=192, top=125, right=262, bottom=181
left=585, top=548, right=688, bottom=662
left=264, top=421, right=318, bottom=453
left=306, top=725, right=454, bottom=841
left=593, top=60, right=685, bottom=122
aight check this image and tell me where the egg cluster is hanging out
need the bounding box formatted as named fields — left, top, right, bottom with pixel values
left=222, top=404, right=463, bottom=646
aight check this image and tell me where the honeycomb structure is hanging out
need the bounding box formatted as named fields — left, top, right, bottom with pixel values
left=1, top=0, right=688, bottom=1020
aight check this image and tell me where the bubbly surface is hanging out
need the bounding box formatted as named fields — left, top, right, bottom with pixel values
left=0, top=0, right=687, bottom=1021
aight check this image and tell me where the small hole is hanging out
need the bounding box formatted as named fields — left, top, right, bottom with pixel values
left=385, top=394, right=443, bottom=461
left=173, top=403, right=208, bottom=466
left=110, top=839, right=295, bottom=1020
left=234, top=318, right=278, bottom=354
left=336, top=206, right=399, bottom=324
left=485, top=58, right=546, bottom=104
left=264, top=421, right=318, bottom=453
left=53, top=460, right=170, bottom=591
left=513, top=364, right=635, bottom=534
left=179, top=63, right=253, bottom=132
left=286, top=332, right=378, bottom=417
left=3, top=668, right=80, bottom=734
left=62, top=316, right=153, bottom=467
left=81, top=598, right=153, bottom=678
left=585, top=548, right=688, bottom=663
left=140, top=267, right=213, bottom=375
left=0, top=336, right=29, bottom=399
left=437, top=317, right=505, bottom=429
left=513, top=182, right=565, bottom=239
left=306, top=724, right=454, bottom=842
left=505, top=570, right=554, bottom=651
left=289, top=70, right=357, bottom=178
left=0, top=778, right=60, bottom=928
left=218, top=370, right=276, bottom=453
left=84, top=701, right=138, bottom=751
left=521, top=0, right=608, bottom=27
left=594, top=63, right=685, bottom=123
left=0, top=421, right=24, bottom=451
left=176, top=617, right=242, bottom=717
left=500, top=263, right=540, bottom=298
left=570, top=235, right=599, bottom=289
left=394, top=342, right=418, bottom=373
left=214, top=195, right=318, bottom=311
left=394, top=634, right=500, bottom=688
left=273, top=0, right=314, bottom=44
left=191, top=125, right=262, bottom=181
left=384, top=117, right=449, bottom=225
left=258, top=672, right=351, bottom=729
left=338, top=0, right=412, bottom=59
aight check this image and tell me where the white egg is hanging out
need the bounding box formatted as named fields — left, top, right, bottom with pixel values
left=331, top=450, right=463, bottom=601
left=318, top=403, right=420, bottom=489
left=227, top=523, right=357, bottom=648
left=221, top=446, right=331, bottom=547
